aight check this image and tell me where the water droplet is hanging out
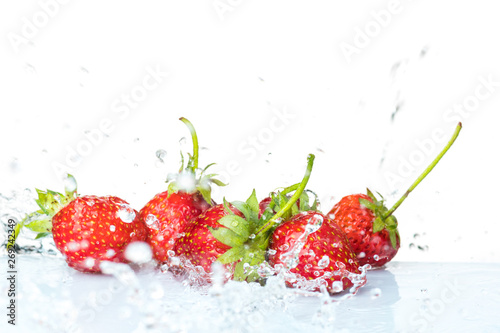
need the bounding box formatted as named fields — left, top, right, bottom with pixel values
left=317, top=255, right=330, bottom=269
left=84, top=257, right=96, bottom=268
left=231, top=221, right=238, bottom=227
left=155, top=149, right=167, bottom=163
left=63, top=174, right=77, bottom=193
left=124, top=241, right=152, bottom=264
left=267, top=249, right=277, bottom=255
left=358, top=252, right=366, bottom=259
left=80, top=66, right=89, bottom=74
left=370, top=288, right=382, bottom=299
left=109, top=225, right=116, bottom=232
left=248, top=234, right=256, bottom=239
left=24, top=63, right=37, bottom=74
left=313, top=271, right=320, bottom=277
left=279, top=244, right=289, bottom=251
left=373, top=255, right=380, bottom=261
left=117, top=204, right=136, bottom=223
left=145, top=214, right=159, bottom=228
left=304, top=264, right=313, bottom=271
left=67, top=241, right=80, bottom=252
left=305, top=214, right=323, bottom=234
left=421, top=288, right=428, bottom=294
left=106, top=249, right=116, bottom=258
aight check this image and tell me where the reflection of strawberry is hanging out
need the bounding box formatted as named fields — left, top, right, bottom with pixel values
left=139, top=118, right=223, bottom=263
left=268, top=211, right=363, bottom=293
left=12, top=176, right=148, bottom=273
left=328, top=122, right=462, bottom=268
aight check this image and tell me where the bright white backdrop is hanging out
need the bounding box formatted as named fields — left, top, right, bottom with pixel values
left=1, top=0, right=499, bottom=263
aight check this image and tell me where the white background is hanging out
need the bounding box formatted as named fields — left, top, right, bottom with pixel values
left=1, top=0, right=499, bottom=263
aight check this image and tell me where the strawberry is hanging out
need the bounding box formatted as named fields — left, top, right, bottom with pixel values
left=268, top=211, right=365, bottom=293
left=328, top=122, right=462, bottom=268
left=173, top=202, right=245, bottom=278
left=139, top=118, right=223, bottom=263
left=328, top=191, right=399, bottom=267
left=175, top=154, right=318, bottom=284
left=11, top=175, right=147, bottom=273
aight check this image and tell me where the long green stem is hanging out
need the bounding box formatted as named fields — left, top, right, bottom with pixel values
left=384, top=122, right=462, bottom=218
left=179, top=117, right=199, bottom=170
left=255, top=154, right=315, bottom=235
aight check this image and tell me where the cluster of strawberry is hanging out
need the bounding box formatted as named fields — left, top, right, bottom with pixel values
left=11, top=118, right=461, bottom=295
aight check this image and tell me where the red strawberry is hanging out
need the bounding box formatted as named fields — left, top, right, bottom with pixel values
left=328, top=192, right=399, bottom=267
left=139, top=118, right=223, bottom=263
left=173, top=154, right=318, bottom=284
left=268, top=211, right=365, bottom=293
left=139, top=191, right=210, bottom=263
left=173, top=203, right=245, bottom=277
left=328, top=122, right=462, bottom=268
left=52, top=195, right=147, bottom=272
left=12, top=176, right=148, bottom=273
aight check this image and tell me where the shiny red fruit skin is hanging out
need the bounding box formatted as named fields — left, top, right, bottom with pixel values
left=52, top=196, right=148, bottom=273
left=268, top=211, right=361, bottom=293
left=139, top=191, right=211, bottom=263
left=328, top=194, right=400, bottom=267
left=174, top=204, right=244, bottom=275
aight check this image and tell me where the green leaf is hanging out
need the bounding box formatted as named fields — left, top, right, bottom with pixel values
left=359, top=198, right=377, bottom=211
left=201, top=162, right=216, bottom=175
left=217, top=215, right=251, bottom=239
left=24, top=216, right=53, bottom=234
left=233, top=261, right=246, bottom=281
left=230, top=201, right=252, bottom=221
left=372, top=217, right=385, bottom=233
left=389, top=230, right=399, bottom=249
left=210, top=178, right=227, bottom=187
left=245, top=189, right=260, bottom=215
left=35, top=232, right=51, bottom=240
left=222, top=198, right=234, bottom=215
left=366, top=188, right=377, bottom=201
left=198, top=184, right=212, bottom=205
left=217, top=246, right=244, bottom=264
left=209, top=227, right=246, bottom=247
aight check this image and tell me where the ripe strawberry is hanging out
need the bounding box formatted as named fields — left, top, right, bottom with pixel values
left=12, top=176, right=147, bottom=273
left=173, top=203, right=245, bottom=277
left=139, top=118, right=223, bottom=263
left=328, top=122, right=462, bottom=268
left=175, top=154, right=318, bottom=284
left=328, top=191, right=399, bottom=267
left=268, top=211, right=365, bottom=293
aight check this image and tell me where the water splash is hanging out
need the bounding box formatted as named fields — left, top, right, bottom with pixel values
left=124, top=241, right=153, bottom=264
left=116, top=204, right=136, bottom=223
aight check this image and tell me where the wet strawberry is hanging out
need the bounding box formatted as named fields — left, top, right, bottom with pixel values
left=268, top=211, right=364, bottom=293
left=139, top=118, right=223, bottom=263
left=327, top=122, right=462, bottom=268
left=52, top=195, right=147, bottom=272
left=328, top=192, right=399, bottom=267
left=11, top=176, right=147, bottom=273
left=173, top=203, right=245, bottom=277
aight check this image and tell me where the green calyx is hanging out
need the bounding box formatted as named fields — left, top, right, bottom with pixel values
left=167, top=117, right=225, bottom=204
left=209, top=154, right=316, bottom=283
left=359, top=189, right=400, bottom=249
left=7, top=174, right=78, bottom=249
left=359, top=122, right=463, bottom=250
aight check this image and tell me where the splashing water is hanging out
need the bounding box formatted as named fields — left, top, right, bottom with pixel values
left=124, top=241, right=153, bottom=264
left=117, top=204, right=136, bottom=223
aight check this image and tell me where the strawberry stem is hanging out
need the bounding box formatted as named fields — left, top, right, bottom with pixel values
left=179, top=117, right=199, bottom=171
left=255, top=154, right=315, bottom=235
left=384, top=122, right=462, bottom=219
